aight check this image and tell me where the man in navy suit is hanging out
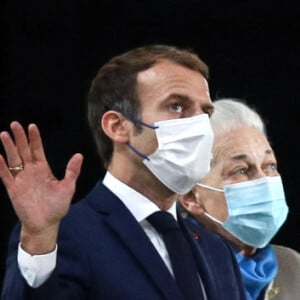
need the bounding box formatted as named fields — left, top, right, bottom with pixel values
left=0, top=45, right=246, bottom=299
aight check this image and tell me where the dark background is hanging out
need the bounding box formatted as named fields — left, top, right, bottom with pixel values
left=1, top=0, right=300, bottom=290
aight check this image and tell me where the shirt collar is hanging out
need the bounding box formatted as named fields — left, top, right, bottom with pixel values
left=102, top=171, right=177, bottom=222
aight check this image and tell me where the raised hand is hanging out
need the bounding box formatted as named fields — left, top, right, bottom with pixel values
left=0, top=121, right=83, bottom=254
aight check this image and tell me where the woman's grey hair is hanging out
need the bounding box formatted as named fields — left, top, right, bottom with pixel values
left=210, top=98, right=266, bottom=137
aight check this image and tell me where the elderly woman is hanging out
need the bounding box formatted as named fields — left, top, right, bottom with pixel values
left=179, top=99, right=300, bottom=300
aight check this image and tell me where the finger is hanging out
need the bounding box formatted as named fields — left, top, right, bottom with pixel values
left=0, top=155, right=14, bottom=187
left=64, top=153, right=83, bottom=185
left=0, top=131, right=23, bottom=168
left=10, top=121, right=32, bottom=163
left=28, top=123, right=47, bottom=162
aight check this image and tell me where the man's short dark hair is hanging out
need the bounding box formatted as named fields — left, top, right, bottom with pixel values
left=87, top=44, right=209, bottom=168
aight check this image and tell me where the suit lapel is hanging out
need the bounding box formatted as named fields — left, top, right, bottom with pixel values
left=88, top=182, right=183, bottom=300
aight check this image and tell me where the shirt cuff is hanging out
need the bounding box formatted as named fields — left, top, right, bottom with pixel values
left=17, top=243, right=57, bottom=288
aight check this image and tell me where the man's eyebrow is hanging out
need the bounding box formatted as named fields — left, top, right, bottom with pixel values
left=163, top=94, right=191, bottom=102
left=265, top=149, right=274, bottom=155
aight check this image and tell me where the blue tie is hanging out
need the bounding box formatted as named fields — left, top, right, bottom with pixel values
left=147, top=211, right=204, bottom=300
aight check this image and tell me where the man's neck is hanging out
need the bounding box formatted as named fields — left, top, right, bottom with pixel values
left=107, top=164, right=177, bottom=211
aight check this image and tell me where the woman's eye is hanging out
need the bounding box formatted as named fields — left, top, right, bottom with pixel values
left=170, top=103, right=183, bottom=113
left=265, top=164, right=277, bottom=173
left=234, top=169, right=246, bottom=176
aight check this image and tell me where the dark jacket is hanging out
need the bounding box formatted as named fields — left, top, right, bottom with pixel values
left=2, top=182, right=246, bottom=300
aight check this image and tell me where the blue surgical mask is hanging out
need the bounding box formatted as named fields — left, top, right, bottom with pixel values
left=197, top=176, right=289, bottom=248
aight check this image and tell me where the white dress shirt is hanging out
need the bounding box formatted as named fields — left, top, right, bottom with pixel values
left=18, top=171, right=177, bottom=287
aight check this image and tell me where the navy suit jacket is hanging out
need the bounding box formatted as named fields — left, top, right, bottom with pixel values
left=2, top=182, right=246, bottom=300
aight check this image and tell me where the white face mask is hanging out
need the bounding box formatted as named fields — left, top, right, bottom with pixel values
left=127, top=114, right=214, bottom=194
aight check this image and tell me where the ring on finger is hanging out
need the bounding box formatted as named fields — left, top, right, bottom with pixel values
left=8, top=164, right=24, bottom=172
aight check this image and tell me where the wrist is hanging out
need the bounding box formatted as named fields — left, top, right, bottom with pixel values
left=20, top=223, right=59, bottom=255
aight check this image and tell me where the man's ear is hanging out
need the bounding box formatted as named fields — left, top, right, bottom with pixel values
left=178, top=188, right=205, bottom=216
left=101, top=111, right=129, bottom=143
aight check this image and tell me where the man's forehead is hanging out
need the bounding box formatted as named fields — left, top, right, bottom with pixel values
left=137, top=60, right=203, bottom=83
left=137, top=66, right=159, bottom=83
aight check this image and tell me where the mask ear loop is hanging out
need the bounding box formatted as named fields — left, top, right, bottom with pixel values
left=124, top=114, right=159, bottom=129
left=195, top=183, right=225, bottom=225
left=196, top=183, right=224, bottom=192
left=124, top=114, right=159, bottom=161
left=203, top=212, right=224, bottom=225
left=127, top=144, right=149, bottom=161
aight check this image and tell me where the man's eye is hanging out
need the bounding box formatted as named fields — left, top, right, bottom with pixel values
left=170, top=103, right=183, bottom=113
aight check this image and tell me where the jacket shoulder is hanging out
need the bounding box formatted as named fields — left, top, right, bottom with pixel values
left=271, top=244, right=300, bottom=300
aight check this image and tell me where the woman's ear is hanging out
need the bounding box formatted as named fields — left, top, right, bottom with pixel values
left=101, top=111, right=129, bottom=143
left=178, top=188, right=205, bottom=217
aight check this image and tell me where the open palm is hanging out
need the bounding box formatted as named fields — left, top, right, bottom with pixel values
left=0, top=121, right=83, bottom=235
